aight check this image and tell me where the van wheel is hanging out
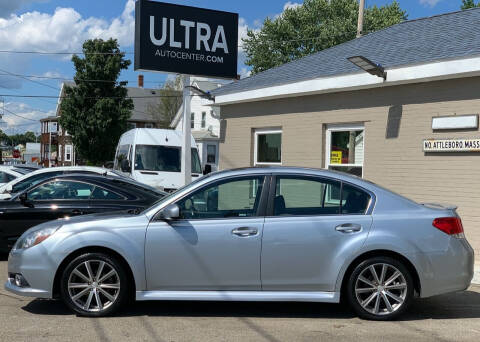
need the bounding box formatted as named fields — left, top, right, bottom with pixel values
left=60, top=253, right=128, bottom=317
left=346, top=256, right=413, bottom=320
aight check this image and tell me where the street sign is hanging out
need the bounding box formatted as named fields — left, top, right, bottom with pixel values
left=134, top=0, right=238, bottom=79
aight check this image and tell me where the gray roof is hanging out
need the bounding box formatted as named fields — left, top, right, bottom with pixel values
left=213, top=8, right=480, bottom=97
left=61, top=81, right=174, bottom=123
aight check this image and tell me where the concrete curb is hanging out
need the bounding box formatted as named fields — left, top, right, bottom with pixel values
left=473, top=264, right=480, bottom=284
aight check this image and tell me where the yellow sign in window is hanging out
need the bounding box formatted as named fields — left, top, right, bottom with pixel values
left=331, top=151, right=342, bottom=164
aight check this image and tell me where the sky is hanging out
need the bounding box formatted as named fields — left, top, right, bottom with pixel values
left=0, top=0, right=470, bottom=134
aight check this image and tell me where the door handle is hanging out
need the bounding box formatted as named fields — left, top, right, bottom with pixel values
left=335, top=223, right=362, bottom=233
left=232, top=227, right=258, bottom=237
left=71, top=209, right=83, bottom=215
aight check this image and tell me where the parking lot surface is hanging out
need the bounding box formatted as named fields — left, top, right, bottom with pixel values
left=1, top=256, right=480, bottom=342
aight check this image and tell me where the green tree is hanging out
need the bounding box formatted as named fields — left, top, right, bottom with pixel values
left=147, top=75, right=183, bottom=128
left=243, top=0, right=407, bottom=74
left=59, top=39, right=133, bottom=165
left=461, top=0, right=480, bottom=9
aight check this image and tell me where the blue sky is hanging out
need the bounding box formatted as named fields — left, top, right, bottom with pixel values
left=0, top=0, right=470, bottom=133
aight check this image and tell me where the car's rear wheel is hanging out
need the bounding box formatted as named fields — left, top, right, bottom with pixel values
left=346, top=256, right=413, bottom=320
left=60, top=253, right=128, bottom=316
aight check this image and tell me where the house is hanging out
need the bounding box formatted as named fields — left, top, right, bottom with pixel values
left=211, top=8, right=480, bottom=261
left=40, top=76, right=167, bottom=167
left=171, top=78, right=222, bottom=171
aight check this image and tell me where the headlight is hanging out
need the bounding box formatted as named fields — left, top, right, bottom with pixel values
left=14, top=226, right=60, bottom=250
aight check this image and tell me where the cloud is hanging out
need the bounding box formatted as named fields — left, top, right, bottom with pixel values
left=283, top=2, right=302, bottom=11
left=0, top=0, right=135, bottom=89
left=0, top=0, right=49, bottom=18
left=1, top=102, right=53, bottom=133
left=419, top=0, right=442, bottom=7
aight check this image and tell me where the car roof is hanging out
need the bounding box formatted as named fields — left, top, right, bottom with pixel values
left=39, top=173, right=167, bottom=196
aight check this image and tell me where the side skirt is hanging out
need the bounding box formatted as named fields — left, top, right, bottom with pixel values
left=136, top=291, right=340, bottom=303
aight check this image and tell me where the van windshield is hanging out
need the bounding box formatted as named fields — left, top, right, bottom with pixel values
left=134, top=145, right=202, bottom=174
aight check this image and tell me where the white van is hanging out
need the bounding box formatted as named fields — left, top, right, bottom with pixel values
left=113, top=128, right=203, bottom=191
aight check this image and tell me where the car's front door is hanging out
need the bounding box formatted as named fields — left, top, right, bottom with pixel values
left=0, top=180, right=93, bottom=250
left=145, top=175, right=268, bottom=291
left=261, top=175, right=373, bottom=292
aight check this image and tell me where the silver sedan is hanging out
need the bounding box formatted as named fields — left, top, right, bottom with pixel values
left=4, top=167, right=474, bottom=320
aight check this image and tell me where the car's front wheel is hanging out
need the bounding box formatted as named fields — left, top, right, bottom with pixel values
left=346, top=256, right=414, bottom=320
left=60, top=253, right=129, bottom=316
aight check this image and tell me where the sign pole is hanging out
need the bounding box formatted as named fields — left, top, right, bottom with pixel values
left=181, top=75, right=192, bottom=185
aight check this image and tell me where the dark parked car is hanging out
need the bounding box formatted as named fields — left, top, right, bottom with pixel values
left=0, top=174, right=166, bottom=252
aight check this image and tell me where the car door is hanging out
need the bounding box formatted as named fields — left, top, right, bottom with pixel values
left=0, top=180, right=93, bottom=250
left=261, top=175, right=373, bottom=292
left=145, top=175, right=268, bottom=291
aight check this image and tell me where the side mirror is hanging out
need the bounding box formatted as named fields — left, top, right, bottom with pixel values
left=203, top=164, right=212, bottom=175
left=19, top=192, right=33, bottom=208
left=121, top=159, right=131, bottom=173
left=158, top=204, right=180, bottom=221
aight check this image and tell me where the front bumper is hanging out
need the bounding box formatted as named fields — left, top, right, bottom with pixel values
left=4, top=246, right=57, bottom=299
left=4, top=278, right=50, bottom=298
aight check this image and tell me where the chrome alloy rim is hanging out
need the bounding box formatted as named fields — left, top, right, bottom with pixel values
left=67, top=260, right=120, bottom=312
left=355, top=263, right=407, bottom=316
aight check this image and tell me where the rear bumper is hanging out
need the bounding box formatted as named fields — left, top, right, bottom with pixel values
left=416, top=238, right=474, bottom=298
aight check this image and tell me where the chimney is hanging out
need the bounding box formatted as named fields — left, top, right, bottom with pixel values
left=138, top=74, right=144, bottom=88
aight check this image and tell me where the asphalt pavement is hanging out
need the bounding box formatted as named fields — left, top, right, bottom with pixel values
left=1, top=255, right=480, bottom=342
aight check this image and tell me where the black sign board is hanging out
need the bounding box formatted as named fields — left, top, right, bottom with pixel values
left=135, top=0, right=238, bottom=79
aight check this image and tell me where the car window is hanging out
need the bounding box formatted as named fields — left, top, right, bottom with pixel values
left=90, top=186, right=124, bottom=200
left=176, top=176, right=265, bottom=219
left=274, top=176, right=371, bottom=216
left=341, top=183, right=371, bottom=214
left=274, top=177, right=342, bottom=216
left=0, top=172, right=16, bottom=183
left=12, top=171, right=64, bottom=193
left=27, top=181, right=95, bottom=201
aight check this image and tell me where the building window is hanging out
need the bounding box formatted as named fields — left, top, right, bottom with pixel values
left=191, top=113, right=195, bottom=129
left=201, top=112, right=206, bottom=128
left=65, top=145, right=72, bottom=162
left=207, top=144, right=216, bottom=163
left=326, top=124, right=364, bottom=177
left=127, top=122, right=136, bottom=130
left=254, top=129, right=282, bottom=165
left=145, top=123, right=154, bottom=128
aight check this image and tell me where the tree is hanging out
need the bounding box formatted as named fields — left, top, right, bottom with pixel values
left=461, top=0, right=480, bottom=9
left=147, top=75, right=183, bottom=128
left=59, top=39, right=133, bottom=165
left=242, top=0, right=407, bottom=74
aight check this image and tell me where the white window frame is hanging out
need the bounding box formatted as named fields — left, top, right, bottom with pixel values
left=254, top=128, right=282, bottom=166
left=325, top=123, right=364, bottom=177
left=65, top=145, right=72, bottom=162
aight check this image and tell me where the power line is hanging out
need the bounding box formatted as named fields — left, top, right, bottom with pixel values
left=2, top=107, right=40, bottom=122
left=0, top=67, right=60, bottom=91
left=0, top=94, right=187, bottom=99
left=0, top=73, right=166, bottom=85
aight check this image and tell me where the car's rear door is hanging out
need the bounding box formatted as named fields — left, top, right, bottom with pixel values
left=261, top=175, right=373, bottom=292
left=145, top=175, right=269, bottom=290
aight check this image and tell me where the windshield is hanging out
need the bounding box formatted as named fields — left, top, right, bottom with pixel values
left=135, top=145, right=202, bottom=174
left=12, top=168, right=30, bottom=175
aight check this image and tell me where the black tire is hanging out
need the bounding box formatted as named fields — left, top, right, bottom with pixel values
left=346, top=256, right=414, bottom=321
left=60, top=253, right=129, bottom=317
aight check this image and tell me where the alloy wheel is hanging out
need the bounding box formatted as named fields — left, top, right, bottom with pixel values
left=67, top=260, right=120, bottom=312
left=354, top=263, right=408, bottom=316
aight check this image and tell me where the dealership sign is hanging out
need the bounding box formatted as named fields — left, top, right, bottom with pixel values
left=134, top=0, right=238, bottom=78
left=423, top=138, right=480, bottom=152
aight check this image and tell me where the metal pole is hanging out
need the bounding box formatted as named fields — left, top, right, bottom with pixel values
left=181, top=75, right=192, bottom=185
left=356, top=0, right=365, bottom=38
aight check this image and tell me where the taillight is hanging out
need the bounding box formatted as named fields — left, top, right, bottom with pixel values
left=432, top=217, right=464, bottom=238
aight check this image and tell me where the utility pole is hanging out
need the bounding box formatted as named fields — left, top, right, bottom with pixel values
left=356, top=0, right=365, bottom=38
left=181, top=75, right=192, bottom=185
